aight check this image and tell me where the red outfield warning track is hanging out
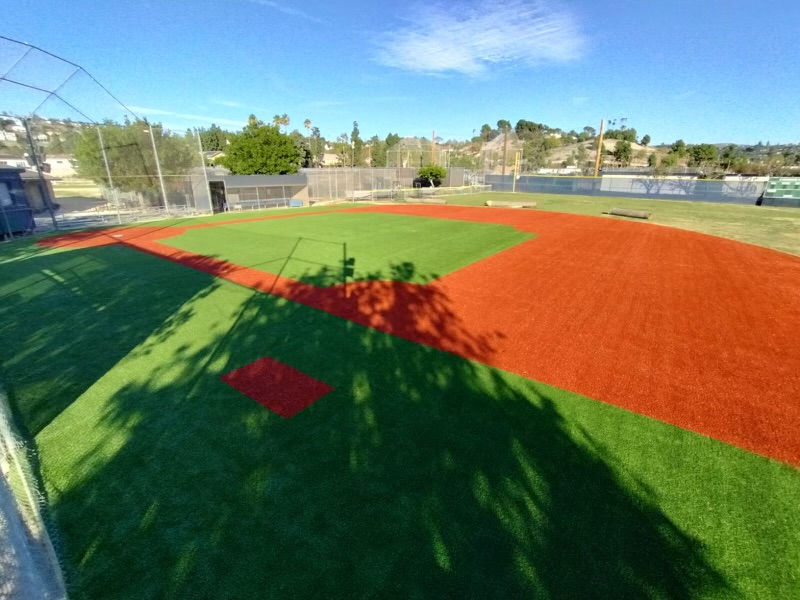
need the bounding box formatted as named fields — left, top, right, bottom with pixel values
left=39, top=206, right=800, bottom=466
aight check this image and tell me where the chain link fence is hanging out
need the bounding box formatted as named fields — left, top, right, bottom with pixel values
left=303, top=167, right=484, bottom=202
left=0, top=383, right=68, bottom=599
left=0, top=36, right=211, bottom=238
left=486, top=174, right=767, bottom=204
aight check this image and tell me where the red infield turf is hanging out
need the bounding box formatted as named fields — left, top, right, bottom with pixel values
left=39, top=205, right=800, bottom=466
left=221, top=357, right=334, bottom=418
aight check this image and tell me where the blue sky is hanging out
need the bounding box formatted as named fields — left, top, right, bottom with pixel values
left=3, top=0, right=800, bottom=144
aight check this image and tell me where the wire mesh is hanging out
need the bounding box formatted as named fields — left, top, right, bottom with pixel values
left=485, top=174, right=767, bottom=203
left=0, top=383, right=68, bottom=599
left=301, top=167, right=482, bottom=202
left=0, top=36, right=211, bottom=236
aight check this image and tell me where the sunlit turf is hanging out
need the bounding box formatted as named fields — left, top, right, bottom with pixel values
left=0, top=236, right=798, bottom=599
left=161, top=212, right=533, bottom=286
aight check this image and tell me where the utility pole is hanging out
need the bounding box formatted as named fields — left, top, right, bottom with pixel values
left=593, top=119, right=606, bottom=177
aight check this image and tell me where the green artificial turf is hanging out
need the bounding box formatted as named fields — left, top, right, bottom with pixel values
left=0, top=237, right=799, bottom=599
left=443, top=192, right=800, bottom=256
left=162, top=212, right=533, bottom=286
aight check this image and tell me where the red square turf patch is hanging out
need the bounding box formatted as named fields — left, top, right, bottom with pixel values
left=221, top=357, right=333, bottom=418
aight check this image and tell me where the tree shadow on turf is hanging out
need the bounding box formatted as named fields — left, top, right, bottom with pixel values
left=2, top=251, right=741, bottom=598
left=0, top=246, right=227, bottom=436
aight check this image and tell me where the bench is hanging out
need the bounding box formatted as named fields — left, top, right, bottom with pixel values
left=417, top=197, right=448, bottom=205
left=485, top=200, right=537, bottom=208
left=605, top=208, right=652, bottom=219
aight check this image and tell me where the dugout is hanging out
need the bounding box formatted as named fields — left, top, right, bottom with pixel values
left=0, top=167, right=35, bottom=237
left=206, top=173, right=309, bottom=213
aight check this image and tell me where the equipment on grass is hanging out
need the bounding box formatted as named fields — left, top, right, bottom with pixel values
left=605, top=208, right=652, bottom=219
left=485, top=200, right=537, bottom=209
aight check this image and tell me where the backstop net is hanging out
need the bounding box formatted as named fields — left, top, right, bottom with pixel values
left=0, top=36, right=211, bottom=237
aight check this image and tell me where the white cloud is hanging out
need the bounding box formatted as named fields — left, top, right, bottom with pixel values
left=247, top=0, right=322, bottom=23
left=375, top=0, right=585, bottom=76
left=211, top=99, right=245, bottom=108
left=128, top=106, right=246, bottom=128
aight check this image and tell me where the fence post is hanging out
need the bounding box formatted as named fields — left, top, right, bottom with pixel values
left=23, top=118, right=58, bottom=231
left=97, top=126, right=123, bottom=225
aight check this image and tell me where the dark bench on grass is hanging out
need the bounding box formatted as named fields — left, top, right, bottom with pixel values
left=605, top=208, right=652, bottom=220
left=485, top=199, right=537, bottom=208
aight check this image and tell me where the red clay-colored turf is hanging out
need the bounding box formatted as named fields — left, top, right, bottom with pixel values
left=221, top=357, right=334, bottom=417
left=39, top=205, right=800, bottom=466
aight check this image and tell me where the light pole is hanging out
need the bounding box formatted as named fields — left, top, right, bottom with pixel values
left=145, top=126, right=169, bottom=212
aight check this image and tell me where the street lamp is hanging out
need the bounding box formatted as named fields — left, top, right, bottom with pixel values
left=144, top=126, right=169, bottom=212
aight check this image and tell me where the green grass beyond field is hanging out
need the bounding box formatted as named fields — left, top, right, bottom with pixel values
left=163, top=212, right=532, bottom=286
left=0, top=210, right=798, bottom=598
left=443, top=192, right=800, bottom=256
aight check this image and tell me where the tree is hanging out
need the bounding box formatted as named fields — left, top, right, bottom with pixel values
left=570, top=143, right=592, bottom=175
left=74, top=119, right=196, bottom=205
left=418, top=164, right=447, bottom=187
left=661, top=152, right=678, bottom=167
left=220, top=119, right=303, bottom=175
left=515, top=119, right=545, bottom=140
left=309, top=126, right=325, bottom=167
left=304, top=119, right=313, bottom=162
left=385, top=132, right=401, bottom=149
left=497, top=119, right=511, bottom=133
left=687, top=144, right=718, bottom=168
left=613, top=140, right=632, bottom=166
left=577, top=125, right=597, bottom=142
left=479, top=124, right=494, bottom=141
left=670, top=139, right=687, bottom=158
left=369, top=135, right=387, bottom=167
left=647, top=153, right=658, bottom=168
left=522, top=137, right=549, bottom=171
left=720, top=145, right=742, bottom=171
left=199, top=124, right=228, bottom=151
left=351, top=121, right=364, bottom=166
left=271, top=114, right=289, bottom=133
left=641, top=134, right=651, bottom=147
left=289, top=129, right=313, bottom=168
left=604, top=128, right=637, bottom=143
left=333, top=133, right=351, bottom=166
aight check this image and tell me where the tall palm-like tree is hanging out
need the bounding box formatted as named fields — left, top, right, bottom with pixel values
left=304, top=119, right=313, bottom=165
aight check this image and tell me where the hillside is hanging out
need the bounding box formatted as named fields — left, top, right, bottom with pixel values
left=548, top=140, right=667, bottom=168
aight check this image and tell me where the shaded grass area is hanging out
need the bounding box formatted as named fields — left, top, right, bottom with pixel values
left=162, top=212, right=532, bottom=287
left=444, top=192, right=800, bottom=256
left=0, top=240, right=799, bottom=598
